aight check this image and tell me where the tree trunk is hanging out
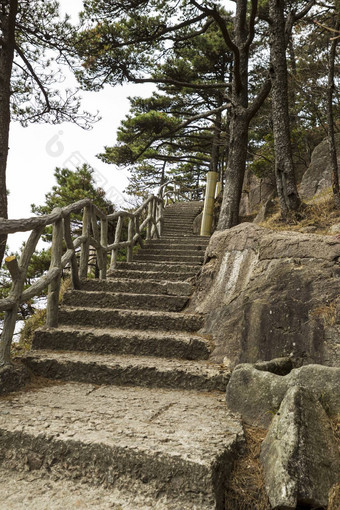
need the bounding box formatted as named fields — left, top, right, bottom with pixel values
left=217, top=109, right=249, bottom=229
left=217, top=0, right=250, bottom=230
left=0, top=0, right=18, bottom=265
left=327, top=21, right=340, bottom=207
left=269, top=0, right=300, bottom=217
left=209, top=109, right=222, bottom=174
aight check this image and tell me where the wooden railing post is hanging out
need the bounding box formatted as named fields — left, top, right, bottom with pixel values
left=63, top=215, right=80, bottom=290
left=0, top=257, right=21, bottom=365
left=90, top=208, right=104, bottom=278
left=110, top=215, right=123, bottom=270
left=156, top=199, right=163, bottom=237
left=80, top=205, right=91, bottom=278
left=100, top=217, right=108, bottom=279
left=0, top=226, right=44, bottom=365
left=46, top=212, right=63, bottom=328
left=146, top=200, right=153, bottom=240
left=135, top=215, right=143, bottom=248
left=127, top=217, right=134, bottom=262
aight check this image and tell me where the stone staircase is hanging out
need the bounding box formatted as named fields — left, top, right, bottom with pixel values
left=0, top=201, right=243, bottom=510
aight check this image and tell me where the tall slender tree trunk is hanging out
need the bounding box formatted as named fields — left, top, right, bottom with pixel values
left=217, top=108, right=249, bottom=229
left=269, top=0, right=300, bottom=217
left=217, top=1, right=250, bottom=230
left=0, top=0, right=18, bottom=265
left=327, top=21, right=340, bottom=207
left=209, top=109, right=222, bottom=174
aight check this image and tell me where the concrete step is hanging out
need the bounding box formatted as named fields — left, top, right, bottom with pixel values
left=32, top=326, right=211, bottom=360
left=80, top=278, right=193, bottom=296
left=23, top=351, right=229, bottom=392
left=59, top=306, right=204, bottom=332
left=0, top=382, right=243, bottom=509
left=108, top=269, right=196, bottom=281
left=63, top=290, right=189, bottom=312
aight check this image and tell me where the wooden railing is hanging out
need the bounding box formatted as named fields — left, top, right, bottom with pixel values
left=158, top=181, right=205, bottom=205
left=0, top=194, right=163, bottom=366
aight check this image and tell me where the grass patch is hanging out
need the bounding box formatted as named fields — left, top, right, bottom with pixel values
left=310, top=299, right=339, bottom=327
left=225, top=425, right=270, bottom=510
left=261, top=189, right=340, bottom=234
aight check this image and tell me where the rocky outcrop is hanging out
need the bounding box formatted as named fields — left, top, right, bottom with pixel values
left=239, top=169, right=276, bottom=216
left=226, top=362, right=340, bottom=427
left=190, top=223, right=340, bottom=368
left=260, top=386, right=340, bottom=509
left=300, top=133, right=340, bottom=199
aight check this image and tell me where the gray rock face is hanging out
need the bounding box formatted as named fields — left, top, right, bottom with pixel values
left=0, top=362, right=31, bottom=395
left=190, top=223, right=340, bottom=368
left=226, top=362, right=340, bottom=427
left=260, top=386, right=340, bottom=509
left=239, top=169, right=276, bottom=216
left=300, top=133, right=340, bottom=199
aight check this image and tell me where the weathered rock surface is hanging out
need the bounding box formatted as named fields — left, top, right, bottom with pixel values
left=0, top=362, right=31, bottom=395
left=226, top=362, right=340, bottom=427
left=300, top=133, right=340, bottom=199
left=190, top=223, right=340, bottom=368
left=260, top=386, right=340, bottom=509
left=239, top=169, right=275, bottom=216
left=0, top=381, right=243, bottom=509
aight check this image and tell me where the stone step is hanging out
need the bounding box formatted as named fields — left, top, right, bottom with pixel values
left=146, top=237, right=209, bottom=246
left=0, top=382, right=242, bottom=509
left=80, top=278, right=193, bottom=296
left=0, top=467, right=171, bottom=510
left=161, top=234, right=206, bottom=239
left=108, top=269, right=196, bottom=281
left=138, top=248, right=205, bottom=257
left=59, top=306, right=204, bottom=332
left=32, top=326, right=211, bottom=360
left=23, top=351, right=229, bottom=392
left=62, top=290, right=189, bottom=312
left=162, top=227, right=194, bottom=231
left=143, top=243, right=207, bottom=252
left=115, top=261, right=200, bottom=273
left=162, top=221, right=196, bottom=226
left=133, top=253, right=204, bottom=264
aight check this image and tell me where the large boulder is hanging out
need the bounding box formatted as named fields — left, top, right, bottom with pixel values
left=260, top=386, right=340, bottom=509
left=300, top=133, right=340, bottom=199
left=190, top=223, right=340, bottom=368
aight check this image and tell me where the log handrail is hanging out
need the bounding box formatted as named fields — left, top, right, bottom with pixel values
left=0, top=193, right=163, bottom=365
left=157, top=180, right=205, bottom=204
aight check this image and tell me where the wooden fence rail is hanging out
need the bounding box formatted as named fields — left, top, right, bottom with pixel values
left=0, top=193, right=163, bottom=366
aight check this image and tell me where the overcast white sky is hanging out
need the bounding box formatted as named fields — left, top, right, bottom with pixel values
left=7, top=0, right=234, bottom=251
